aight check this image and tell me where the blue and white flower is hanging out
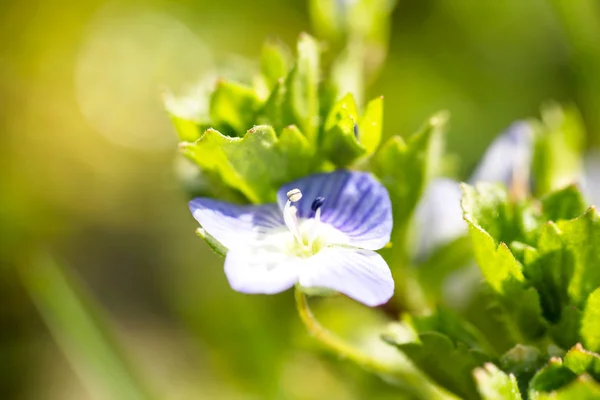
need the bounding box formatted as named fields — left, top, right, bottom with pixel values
left=189, top=170, right=394, bottom=306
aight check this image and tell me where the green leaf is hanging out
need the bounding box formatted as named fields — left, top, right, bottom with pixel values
left=550, top=305, right=583, bottom=350
left=528, top=358, right=578, bottom=395
left=283, top=33, right=320, bottom=144
left=556, top=209, right=600, bottom=307
left=582, top=288, right=600, bottom=353
left=19, top=254, right=155, bottom=400
left=474, top=363, right=522, bottom=400
left=411, top=308, right=496, bottom=356
left=168, top=114, right=206, bottom=142
left=373, top=111, right=448, bottom=231
left=563, top=344, right=600, bottom=381
left=541, top=184, right=588, bottom=222
left=209, top=80, right=262, bottom=136
left=500, top=345, right=546, bottom=395
left=522, top=222, right=574, bottom=323
left=181, top=125, right=316, bottom=203
left=260, top=39, right=292, bottom=91
left=532, top=103, right=585, bottom=197
left=462, top=183, right=547, bottom=341
left=320, top=93, right=366, bottom=166
left=533, top=375, right=600, bottom=400
left=384, top=327, right=491, bottom=400
left=358, top=96, right=383, bottom=154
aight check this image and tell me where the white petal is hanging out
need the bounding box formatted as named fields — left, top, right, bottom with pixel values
left=470, top=121, right=534, bottom=186
left=224, top=248, right=300, bottom=294
left=189, top=198, right=285, bottom=250
left=298, top=247, right=394, bottom=306
left=413, top=178, right=465, bottom=259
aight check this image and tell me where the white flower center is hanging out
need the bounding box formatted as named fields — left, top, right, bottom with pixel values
left=282, top=188, right=341, bottom=258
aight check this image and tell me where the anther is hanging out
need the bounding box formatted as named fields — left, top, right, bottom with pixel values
left=287, top=188, right=302, bottom=202
left=311, top=197, right=325, bottom=212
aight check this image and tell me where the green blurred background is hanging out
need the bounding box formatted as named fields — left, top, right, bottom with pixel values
left=2, top=0, right=600, bottom=398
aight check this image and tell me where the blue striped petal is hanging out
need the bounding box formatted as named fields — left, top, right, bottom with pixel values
left=298, top=247, right=394, bottom=306
left=277, top=170, right=392, bottom=250
left=469, top=121, right=534, bottom=186
left=224, top=249, right=301, bottom=294
left=189, top=198, right=285, bottom=251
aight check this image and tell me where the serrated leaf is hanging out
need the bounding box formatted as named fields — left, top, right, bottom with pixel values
left=528, top=359, right=578, bottom=396
left=582, top=288, right=600, bottom=353
left=555, top=208, right=600, bottom=307
left=532, top=104, right=585, bottom=197
left=541, top=184, right=588, bottom=222
left=474, top=363, right=522, bottom=400
left=209, top=80, right=261, bottom=136
left=564, top=344, right=600, bottom=381
left=373, top=112, right=447, bottom=231
left=283, top=33, right=320, bottom=144
left=385, top=329, right=491, bottom=400
left=181, top=125, right=315, bottom=203
left=462, top=183, right=547, bottom=341
left=532, top=375, right=600, bottom=400
left=522, top=222, right=574, bottom=323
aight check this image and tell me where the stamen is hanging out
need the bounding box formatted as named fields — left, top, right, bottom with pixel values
left=287, top=188, right=302, bottom=202
left=284, top=188, right=303, bottom=244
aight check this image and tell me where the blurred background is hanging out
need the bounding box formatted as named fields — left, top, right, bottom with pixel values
left=2, top=0, right=600, bottom=399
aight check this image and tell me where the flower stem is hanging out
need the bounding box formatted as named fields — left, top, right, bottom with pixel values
left=293, top=288, right=452, bottom=400
left=294, top=288, right=390, bottom=374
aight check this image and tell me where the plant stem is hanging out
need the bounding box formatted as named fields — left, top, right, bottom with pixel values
left=294, top=288, right=454, bottom=400
left=294, top=288, right=392, bottom=374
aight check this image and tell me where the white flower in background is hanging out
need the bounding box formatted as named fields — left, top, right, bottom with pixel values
left=415, top=121, right=535, bottom=259
left=189, top=170, right=394, bottom=307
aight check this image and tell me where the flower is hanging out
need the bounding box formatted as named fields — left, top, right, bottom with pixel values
left=189, top=170, right=394, bottom=306
left=414, top=121, right=535, bottom=259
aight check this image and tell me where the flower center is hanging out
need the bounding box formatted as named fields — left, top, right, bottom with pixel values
left=283, top=188, right=327, bottom=258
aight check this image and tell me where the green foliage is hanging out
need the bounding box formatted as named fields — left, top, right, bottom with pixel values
left=180, top=125, right=315, bottom=203
left=462, top=183, right=547, bottom=342
left=582, top=288, right=600, bottom=353
left=532, top=104, right=585, bottom=196
left=373, top=112, right=447, bottom=233
left=209, top=80, right=261, bottom=137
left=474, top=363, right=522, bottom=400
left=383, top=311, right=494, bottom=400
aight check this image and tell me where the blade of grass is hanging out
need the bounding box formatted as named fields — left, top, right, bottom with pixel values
left=19, top=252, right=156, bottom=400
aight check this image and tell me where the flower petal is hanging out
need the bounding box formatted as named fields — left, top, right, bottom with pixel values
left=298, top=247, right=394, bottom=306
left=413, top=178, right=465, bottom=259
left=224, top=249, right=300, bottom=294
left=469, top=121, right=534, bottom=186
left=277, top=170, right=392, bottom=250
left=189, top=198, right=285, bottom=250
